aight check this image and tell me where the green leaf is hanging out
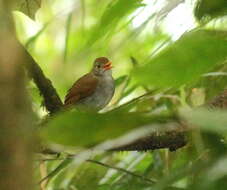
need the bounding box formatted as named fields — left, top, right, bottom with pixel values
left=180, top=108, right=227, bottom=133
left=194, top=0, right=227, bottom=22
left=40, top=110, right=170, bottom=147
left=132, top=30, right=227, bottom=88
left=87, top=0, right=144, bottom=45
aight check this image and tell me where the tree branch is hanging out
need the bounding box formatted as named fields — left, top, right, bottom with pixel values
left=208, top=89, right=227, bottom=109
left=111, top=130, right=186, bottom=151
left=24, top=49, right=63, bottom=113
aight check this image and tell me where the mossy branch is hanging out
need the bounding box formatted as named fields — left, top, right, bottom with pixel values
left=24, top=49, right=63, bottom=114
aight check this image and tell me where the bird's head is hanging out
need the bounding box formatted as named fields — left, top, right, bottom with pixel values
left=92, top=57, right=112, bottom=76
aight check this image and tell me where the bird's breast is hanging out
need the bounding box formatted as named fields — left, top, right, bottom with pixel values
left=93, top=75, right=115, bottom=108
left=77, top=75, right=115, bottom=111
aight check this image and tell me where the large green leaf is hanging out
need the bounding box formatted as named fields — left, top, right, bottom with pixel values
left=132, top=30, right=227, bottom=88
left=40, top=110, right=171, bottom=147
left=194, top=0, right=227, bottom=22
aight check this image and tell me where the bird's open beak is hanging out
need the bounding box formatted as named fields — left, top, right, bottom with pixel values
left=103, top=61, right=113, bottom=70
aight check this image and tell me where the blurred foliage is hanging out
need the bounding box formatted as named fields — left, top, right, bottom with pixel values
left=11, top=0, right=227, bottom=189
left=181, top=108, right=227, bottom=134
left=87, top=0, right=145, bottom=45
left=133, top=29, right=227, bottom=88
left=195, top=0, right=227, bottom=22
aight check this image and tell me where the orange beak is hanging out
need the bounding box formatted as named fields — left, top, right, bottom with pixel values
left=103, top=61, right=113, bottom=70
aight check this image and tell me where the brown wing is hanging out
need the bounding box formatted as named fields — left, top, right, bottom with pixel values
left=64, top=73, right=98, bottom=107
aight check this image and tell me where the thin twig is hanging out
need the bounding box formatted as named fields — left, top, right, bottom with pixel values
left=38, top=157, right=156, bottom=185
left=87, top=159, right=156, bottom=184
left=38, top=159, right=71, bottom=185
left=39, top=161, right=47, bottom=190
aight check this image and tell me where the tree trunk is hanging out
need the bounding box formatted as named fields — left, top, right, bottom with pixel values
left=0, top=1, right=34, bottom=189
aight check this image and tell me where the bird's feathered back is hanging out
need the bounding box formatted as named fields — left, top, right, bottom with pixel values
left=64, top=73, right=98, bottom=107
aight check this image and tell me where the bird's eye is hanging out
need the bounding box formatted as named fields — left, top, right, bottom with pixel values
left=97, top=65, right=101, bottom=68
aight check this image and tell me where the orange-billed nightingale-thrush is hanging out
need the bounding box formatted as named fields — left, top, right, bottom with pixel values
left=64, top=57, right=115, bottom=111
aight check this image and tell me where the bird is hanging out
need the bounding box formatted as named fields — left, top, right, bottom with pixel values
left=64, top=57, right=115, bottom=112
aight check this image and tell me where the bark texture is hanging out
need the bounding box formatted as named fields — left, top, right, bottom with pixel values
left=25, top=50, right=63, bottom=113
